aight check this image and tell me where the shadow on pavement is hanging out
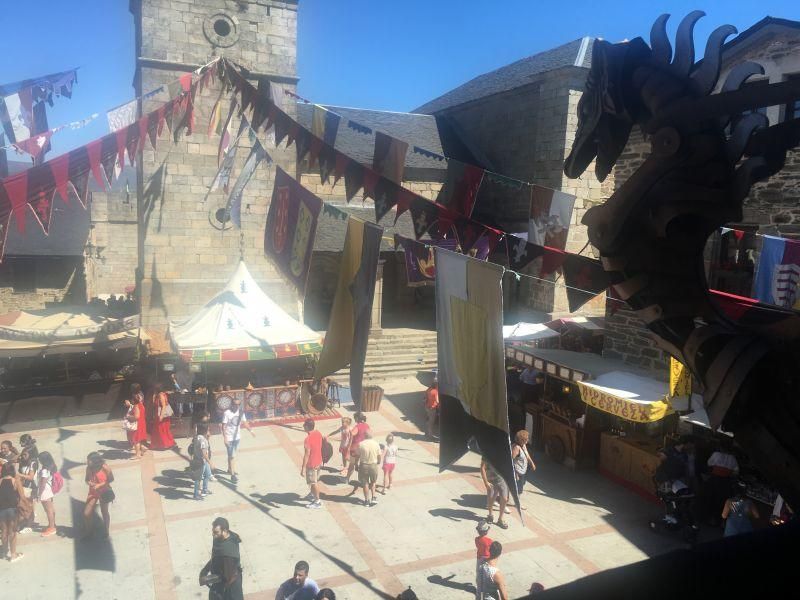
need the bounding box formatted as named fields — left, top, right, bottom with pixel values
left=429, top=507, right=480, bottom=522
left=251, top=491, right=303, bottom=508
left=427, top=574, right=476, bottom=594
left=71, top=497, right=115, bottom=572
left=153, top=467, right=195, bottom=500
left=452, top=493, right=488, bottom=510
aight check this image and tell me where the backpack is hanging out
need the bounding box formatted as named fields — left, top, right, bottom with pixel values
left=51, top=471, right=65, bottom=494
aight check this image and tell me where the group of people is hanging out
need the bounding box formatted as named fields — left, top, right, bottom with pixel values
left=122, top=382, right=178, bottom=458
left=474, top=519, right=544, bottom=600
left=198, top=519, right=420, bottom=600
left=478, top=431, right=536, bottom=529
left=0, top=433, right=118, bottom=563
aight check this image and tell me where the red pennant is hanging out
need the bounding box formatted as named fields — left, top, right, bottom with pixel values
left=115, top=128, right=128, bottom=168
left=3, top=172, right=29, bottom=233
left=125, top=123, right=140, bottom=166
left=30, top=189, right=54, bottom=234
left=541, top=246, right=566, bottom=276
left=86, top=140, right=106, bottom=190
left=308, top=137, right=324, bottom=169
left=138, top=115, right=150, bottom=153
left=13, top=132, right=54, bottom=160
left=179, top=73, right=192, bottom=92
left=363, top=170, right=379, bottom=198
left=50, top=153, right=71, bottom=206
left=394, top=189, right=414, bottom=223
left=69, top=170, right=90, bottom=208
left=148, top=110, right=160, bottom=149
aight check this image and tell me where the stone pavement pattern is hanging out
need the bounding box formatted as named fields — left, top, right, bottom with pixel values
left=1, top=379, right=685, bottom=599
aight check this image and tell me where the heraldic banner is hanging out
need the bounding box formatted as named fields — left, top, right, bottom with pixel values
left=264, top=167, right=323, bottom=296
left=434, top=248, right=519, bottom=510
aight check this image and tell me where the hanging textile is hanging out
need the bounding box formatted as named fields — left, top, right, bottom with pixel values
left=528, top=185, right=576, bottom=250
left=395, top=234, right=458, bottom=286
left=436, top=161, right=484, bottom=217
left=435, top=248, right=518, bottom=510
left=311, top=104, right=341, bottom=146
left=107, top=100, right=137, bottom=132
left=372, top=131, right=408, bottom=185
left=315, top=218, right=383, bottom=408
left=226, top=138, right=271, bottom=228
left=263, top=167, right=322, bottom=295
left=753, top=235, right=800, bottom=309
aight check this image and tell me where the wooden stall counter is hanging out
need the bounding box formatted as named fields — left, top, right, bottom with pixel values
left=599, top=432, right=660, bottom=500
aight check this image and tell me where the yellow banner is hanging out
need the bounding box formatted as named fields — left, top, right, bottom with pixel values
left=669, top=357, right=691, bottom=398
left=578, top=381, right=673, bottom=423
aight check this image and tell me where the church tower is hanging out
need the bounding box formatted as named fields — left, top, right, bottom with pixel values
left=130, top=0, right=299, bottom=334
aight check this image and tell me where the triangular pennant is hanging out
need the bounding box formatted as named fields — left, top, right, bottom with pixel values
left=286, top=122, right=300, bottom=148
left=318, top=143, right=336, bottom=184
left=294, top=128, right=311, bottom=163
left=562, top=254, right=610, bottom=312
left=394, top=188, right=415, bottom=224
left=147, top=110, right=160, bottom=150
left=344, top=160, right=365, bottom=202
left=373, top=177, right=399, bottom=222
left=207, top=95, right=223, bottom=137
left=138, top=115, right=150, bottom=153
left=115, top=128, right=128, bottom=169
left=264, top=103, right=278, bottom=133
left=156, top=104, right=166, bottom=137
left=29, top=188, right=54, bottom=234
left=436, top=162, right=485, bottom=217
left=49, top=153, right=71, bottom=205
left=274, top=111, right=290, bottom=146
left=13, top=132, right=54, bottom=160
left=541, top=247, right=566, bottom=276
left=67, top=158, right=91, bottom=208
left=333, top=150, right=350, bottom=184
left=86, top=139, right=106, bottom=190
left=453, top=218, right=483, bottom=253
left=362, top=169, right=379, bottom=199
left=101, top=134, right=119, bottom=187
left=408, top=196, right=439, bottom=239
left=308, top=136, right=324, bottom=169
left=372, top=131, right=408, bottom=185
left=164, top=96, right=177, bottom=133
left=3, top=171, right=29, bottom=233
left=179, top=73, right=192, bottom=92
left=507, top=237, right=546, bottom=272
left=125, top=123, right=140, bottom=166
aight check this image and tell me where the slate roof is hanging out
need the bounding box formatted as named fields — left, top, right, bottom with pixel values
left=313, top=203, right=417, bottom=253
left=296, top=103, right=448, bottom=171
left=414, top=37, right=594, bottom=114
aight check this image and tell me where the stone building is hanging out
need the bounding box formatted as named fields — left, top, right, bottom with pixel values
left=130, top=0, right=300, bottom=337
left=602, top=17, right=800, bottom=374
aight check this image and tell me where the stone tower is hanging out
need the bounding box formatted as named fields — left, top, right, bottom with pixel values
left=130, top=0, right=299, bottom=335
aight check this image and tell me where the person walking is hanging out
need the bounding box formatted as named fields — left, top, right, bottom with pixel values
left=476, top=541, right=508, bottom=600
left=37, top=451, right=59, bottom=537
left=150, top=384, right=176, bottom=450
left=345, top=413, right=370, bottom=484
left=481, top=457, right=509, bottom=529
left=358, top=432, right=381, bottom=507
left=199, top=517, right=243, bottom=600
left=124, top=385, right=148, bottom=459
left=190, top=424, right=214, bottom=501
left=275, top=560, right=319, bottom=600
left=83, top=452, right=114, bottom=539
left=301, top=419, right=324, bottom=509
left=511, top=431, right=536, bottom=503
left=722, top=482, right=760, bottom=537
left=474, top=520, right=493, bottom=598
left=381, top=433, right=398, bottom=493
left=424, top=378, right=439, bottom=438
left=221, top=397, right=254, bottom=485
left=329, top=417, right=353, bottom=476
left=0, top=462, right=24, bottom=562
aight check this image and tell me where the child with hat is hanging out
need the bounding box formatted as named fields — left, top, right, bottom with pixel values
left=474, top=519, right=493, bottom=597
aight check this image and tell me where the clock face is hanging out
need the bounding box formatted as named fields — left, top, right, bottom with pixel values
left=216, top=394, right=233, bottom=411
left=246, top=391, right=263, bottom=409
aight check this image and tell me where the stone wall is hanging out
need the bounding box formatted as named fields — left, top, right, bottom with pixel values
left=601, top=306, right=669, bottom=372
left=86, top=191, right=138, bottom=299
left=134, top=0, right=300, bottom=332
left=0, top=257, right=83, bottom=311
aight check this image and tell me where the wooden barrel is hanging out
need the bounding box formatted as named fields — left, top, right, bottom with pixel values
left=361, top=386, right=384, bottom=412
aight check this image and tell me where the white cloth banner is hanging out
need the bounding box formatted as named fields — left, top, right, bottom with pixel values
left=107, top=100, right=137, bottom=132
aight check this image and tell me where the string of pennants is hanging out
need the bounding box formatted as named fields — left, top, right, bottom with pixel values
left=0, top=58, right=223, bottom=259
left=220, top=59, right=609, bottom=313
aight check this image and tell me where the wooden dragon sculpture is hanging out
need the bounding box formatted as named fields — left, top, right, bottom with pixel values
left=564, top=12, right=800, bottom=509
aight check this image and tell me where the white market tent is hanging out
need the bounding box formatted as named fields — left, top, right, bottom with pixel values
left=168, top=261, right=322, bottom=361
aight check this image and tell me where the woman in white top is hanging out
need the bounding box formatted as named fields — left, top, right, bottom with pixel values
left=511, top=430, right=536, bottom=510
left=381, top=434, right=398, bottom=493
left=37, top=451, right=58, bottom=537
left=476, top=541, right=508, bottom=600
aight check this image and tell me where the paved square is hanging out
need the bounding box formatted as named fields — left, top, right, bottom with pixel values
left=1, top=379, right=686, bottom=599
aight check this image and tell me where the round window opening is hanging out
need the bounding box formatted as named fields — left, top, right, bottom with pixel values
left=215, top=208, right=231, bottom=224
left=213, top=19, right=231, bottom=37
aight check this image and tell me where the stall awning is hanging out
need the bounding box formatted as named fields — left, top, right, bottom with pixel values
left=577, top=371, right=673, bottom=423
left=503, top=322, right=560, bottom=342
left=505, top=347, right=623, bottom=382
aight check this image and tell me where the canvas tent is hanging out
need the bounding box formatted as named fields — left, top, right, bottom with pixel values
left=168, top=261, right=322, bottom=362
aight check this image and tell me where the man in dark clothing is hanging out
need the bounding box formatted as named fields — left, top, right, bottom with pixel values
left=199, top=517, right=243, bottom=600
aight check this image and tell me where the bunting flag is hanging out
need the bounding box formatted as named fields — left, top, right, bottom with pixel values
left=528, top=185, right=576, bottom=250
left=226, top=139, right=271, bottom=228
left=107, top=100, right=137, bottom=132
left=561, top=253, right=610, bottom=312
left=407, top=194, right=440, bottom=239
left=372, top=131, right=408, bottom=184
left=413, top=146, right=445, bottom=161
left=395, top=234, right=458, bottom=286
left=13, top=132, right=53, bottom=160
left=311, top=104, right=341, bottom=146
left=212, top=116, right=248, bottom=194
left=315, top=218, right=383, bottom=408
left=507, top=236, right=565, bottom=276
left=436, top=162, right=484, bottom=217
left=217, top=97, right=238, bottom=166
left=263, top=167, right=323, bottom=295
left=1, top=90, right=35, bottom=144
left=753, top=235, right=800, bottom=309
left=372, top=175, right=399, bottom=222
left=347, top=120, right=372, bottom=135
left=343, top=160, right=365, bottom=202
left=0, top=69, right=78, bottom=103
left=435, top=248, right=519, bottom=510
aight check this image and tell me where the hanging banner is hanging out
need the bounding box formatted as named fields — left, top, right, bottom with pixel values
left=226, top=138, right=271, bottom=228
left=311, top=105, right=341, bottom=146
left=528, top=185, right=576, bottom=250
left=395, top=235, right=458, bottom=287
left=107, top=100, right=137, bottom=132
left=562, top=253, right=610, bottom=312
left=436, top=162, right=484, bottom=217
left=372, top=131, right=408, bottom=185
left=753, top=235, right=800, bottom=309
left=263, top=167, right=323, bottom=295
left=669, top=356, right=692, bottom=398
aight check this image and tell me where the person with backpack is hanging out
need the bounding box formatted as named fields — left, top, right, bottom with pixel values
left=83, top=452, right=115, bottom=539
left=37, top=451, right=61, bottom=537
left=191, top=423, right=214, bottom=501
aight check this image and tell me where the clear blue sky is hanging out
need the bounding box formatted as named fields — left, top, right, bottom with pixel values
left=1, top=1, right=798, bottom=157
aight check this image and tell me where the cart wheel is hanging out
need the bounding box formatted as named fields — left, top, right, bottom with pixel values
left=545, top=435, right=566, bottom=464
